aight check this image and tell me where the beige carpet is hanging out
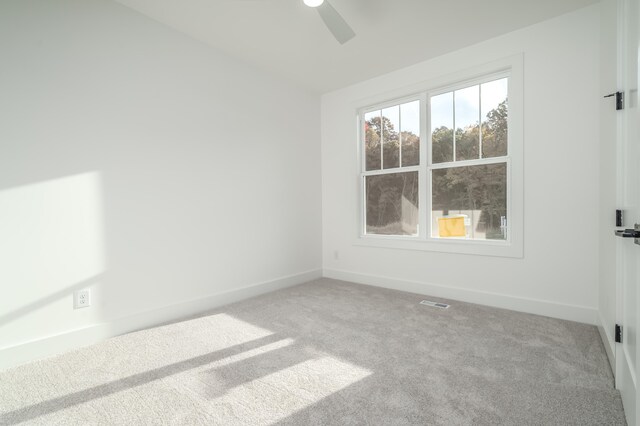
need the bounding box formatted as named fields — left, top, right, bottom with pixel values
left=0, top=278, right=626, bottom=425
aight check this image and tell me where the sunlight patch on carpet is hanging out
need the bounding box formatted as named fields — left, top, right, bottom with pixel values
left=209, top=355, right=372, bottom=425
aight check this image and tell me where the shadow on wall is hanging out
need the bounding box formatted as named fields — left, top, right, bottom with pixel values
left=0, top=0, right=321, bottom=369
left=0, top=274, right=105, bottom=328
left=0, top=172, right=108, bottom=351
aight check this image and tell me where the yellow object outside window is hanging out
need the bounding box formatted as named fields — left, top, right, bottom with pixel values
left=438, top=216, right=466, bottom=237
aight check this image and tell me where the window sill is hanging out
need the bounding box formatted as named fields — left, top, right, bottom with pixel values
left=354, top=234, right=523, bottom=258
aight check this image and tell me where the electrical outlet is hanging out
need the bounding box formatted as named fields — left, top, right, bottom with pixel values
left=74, top=289, right=91, bottom=309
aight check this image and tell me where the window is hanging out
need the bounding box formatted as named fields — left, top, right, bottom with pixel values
left=358, top=64, right=522, bottom=257
left=430, top=77, right=509, bottom=241
left=363, top=99, right=421, bottom=236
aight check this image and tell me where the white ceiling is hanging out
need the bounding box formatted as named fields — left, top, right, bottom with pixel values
left=114, top=0, right=599, bottom=93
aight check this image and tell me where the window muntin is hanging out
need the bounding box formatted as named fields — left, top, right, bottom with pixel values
left=360, top=73, right=510, bottom=243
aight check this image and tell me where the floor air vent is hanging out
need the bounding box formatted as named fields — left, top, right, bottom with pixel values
left=420, top=300, right=450, bottom=309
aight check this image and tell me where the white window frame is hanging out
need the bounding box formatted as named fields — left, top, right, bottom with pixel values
left=355, top=55, right=523, bottom=258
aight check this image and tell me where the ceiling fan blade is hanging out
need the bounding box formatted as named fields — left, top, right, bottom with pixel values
left=316, top=1, right=355, bottom=44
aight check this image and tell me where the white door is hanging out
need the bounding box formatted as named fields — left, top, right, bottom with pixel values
left=615, top=0, right=640, bottom=424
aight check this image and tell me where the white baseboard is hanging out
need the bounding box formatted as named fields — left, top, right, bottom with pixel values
left=597, top=311, right=616, bottom=373
left=0, top=269, right=322, bottom=371
left=323, top=268, right=598, bottom=325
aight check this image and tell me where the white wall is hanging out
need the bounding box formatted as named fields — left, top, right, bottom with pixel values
left=321, top=5, right=602, bottom=324
left=0, top=0, right=322, bottom=369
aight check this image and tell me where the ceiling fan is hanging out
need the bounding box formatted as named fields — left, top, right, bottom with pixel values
left=303, top=0, right=355, bottom=44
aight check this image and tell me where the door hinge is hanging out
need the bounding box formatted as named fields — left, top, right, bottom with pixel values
left=604, top=91, right=624, bottom=110
left=615, top=324, right=622, bottom=343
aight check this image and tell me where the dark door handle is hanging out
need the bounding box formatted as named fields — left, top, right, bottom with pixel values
left=615, top=229, right=640, bottom=238
left=615, top=223, right=640, bottom=239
